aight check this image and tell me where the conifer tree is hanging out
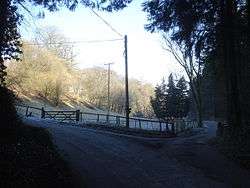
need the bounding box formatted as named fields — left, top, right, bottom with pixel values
left=150, top=79, right=167, bottom=120
left=151, top=74, right=190, bottom=119
left=176, top=76, right=189, bottom=117
left=165, top=73, right=178, bottom=118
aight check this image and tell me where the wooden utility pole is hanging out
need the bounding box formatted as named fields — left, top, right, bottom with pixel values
left=104, top=62, right=114, bottom=122
left=124, top=35, right=130, bottom=128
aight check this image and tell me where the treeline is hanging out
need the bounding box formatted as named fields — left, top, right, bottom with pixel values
left=6, top=42, right=154, bottom=117
left=151, top=73, right=189, bottom=120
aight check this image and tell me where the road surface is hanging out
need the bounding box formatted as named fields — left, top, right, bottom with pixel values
left=24, top=118, right=250, bottom=188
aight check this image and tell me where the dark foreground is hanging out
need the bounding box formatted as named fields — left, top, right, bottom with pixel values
left=0, top=124, right=81, bottom=188
left=25, top=118, right=250, bottom=188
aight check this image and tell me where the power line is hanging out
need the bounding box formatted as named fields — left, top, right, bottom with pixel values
left=19, top=1, right=123, bottom=45
left=24, top=38, right=123, bottom=46
left=18, top=2, right=47, bottom=40
left=88, top=8, right=123, bottom=37
left=81, top=0, right=123, bottom=37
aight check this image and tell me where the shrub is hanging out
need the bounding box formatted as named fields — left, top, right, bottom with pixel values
left=0, top=86, right=20, bottom=130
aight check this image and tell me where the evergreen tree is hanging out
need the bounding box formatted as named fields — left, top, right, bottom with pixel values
left=176, top=76, right=189, bottom=117
left=150, top=79, right=167, bottom=119
left=151, top=74, right=190, bottom=119
left=0, top=0, right=22, bottom=129
left=143, top=0, right=250, bottom=130
left=165, top=73, right=178, bottom=118
left=0, top=0, right=22, bottom=85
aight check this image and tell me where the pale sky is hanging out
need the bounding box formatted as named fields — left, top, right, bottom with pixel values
left=19, top=0, right=183, bottom=85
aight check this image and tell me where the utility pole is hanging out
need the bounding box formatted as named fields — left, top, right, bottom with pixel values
left=104, top=62, right=114, bottom=122
left=124, top=35, right=129, bottom=128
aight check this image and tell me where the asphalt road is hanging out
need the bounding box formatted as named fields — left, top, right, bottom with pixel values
left=24, top=118, right=250, bottom=188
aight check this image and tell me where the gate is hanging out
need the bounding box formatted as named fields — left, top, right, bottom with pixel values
left=41, top=108, right=80, bottom=122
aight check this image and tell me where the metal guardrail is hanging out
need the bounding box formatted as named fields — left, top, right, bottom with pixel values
left=16, top=104, right=197, bottom=134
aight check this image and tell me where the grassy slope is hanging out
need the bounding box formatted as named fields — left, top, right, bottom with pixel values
left=18, top=92, right=121, bottom=115
left=0, top=124, right=85, bottom=188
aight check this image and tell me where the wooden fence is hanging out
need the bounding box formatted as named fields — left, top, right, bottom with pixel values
left=16, top=104, right=198, bottom=134
left=79, top=111, right=172, bottom=132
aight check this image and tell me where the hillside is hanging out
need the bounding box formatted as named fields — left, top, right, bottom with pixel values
left=16, top=90, right=119, bottom=115
left=6, top=42, right=155, bottom=117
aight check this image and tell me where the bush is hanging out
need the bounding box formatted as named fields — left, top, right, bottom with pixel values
left=0, top=86, right=20, bottom=132
left=216, top=126, right=250, bottom=169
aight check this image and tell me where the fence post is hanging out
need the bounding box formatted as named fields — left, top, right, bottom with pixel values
left=80, top=112, right=82, bottom=122
left=41, top=107, right=45, bottom=118
left=97, top=114, right=100, bottom=122
left=171, top=122, right=175, bottom=134
left=106, top=114, right=109, bottom=123
left=76, top=110, right=80, bottom=122
left=25, top=106, right=29, bottom=117
left=165, top=121, right=169, bottom=131
left=116, top=116, right=120, bottom=126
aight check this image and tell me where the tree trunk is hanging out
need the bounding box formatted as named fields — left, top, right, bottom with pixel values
left=220, top=0, right=242, bottom=130
left=197, top=104, right=203, bottom=127
left=197, top=85, right=203, bottom=127
left=217, top=0, right=242, bottom=131
left=189, top=78, right=203, bottom=127
left=246, top=0, right=250, bottom=126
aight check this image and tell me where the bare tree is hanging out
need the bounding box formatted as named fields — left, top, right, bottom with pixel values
left=34, top=26, right=76, bottom=67
left=163, top=35, right=203, bottom=127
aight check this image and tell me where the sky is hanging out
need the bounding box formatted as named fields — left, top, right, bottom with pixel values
left=20, top=0, right=183, bottom=86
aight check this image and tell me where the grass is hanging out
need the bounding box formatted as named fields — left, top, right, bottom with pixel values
left=0, top=123, right=84, bottom=188
left=18, top=92, right=109, bottom=114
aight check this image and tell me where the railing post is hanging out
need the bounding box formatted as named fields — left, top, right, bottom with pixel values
left=97, top=114, right=100, bottom=122
left=80, top=112, right=82, bottom=122
left=106, top=114, right=109, bottom=123
left=76, top=110, right=80, bottom=122
left=166, top=121, right=169, bottom=131
left=25, top=106, right=29, bottom=117
left=41, top=107, right=45, bottom=119
left=171, top=122, right=175, bottom=134
left=116, top=116, right=120, bottom=125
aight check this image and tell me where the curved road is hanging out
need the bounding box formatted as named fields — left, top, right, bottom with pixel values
left=25, top=118, right=250, bottom=188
